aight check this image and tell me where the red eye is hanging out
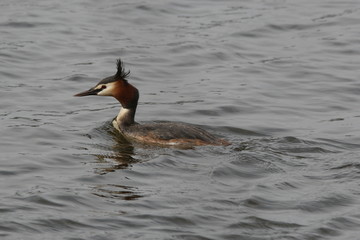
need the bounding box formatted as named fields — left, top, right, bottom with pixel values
left=101, top=85, right=106, bottom=89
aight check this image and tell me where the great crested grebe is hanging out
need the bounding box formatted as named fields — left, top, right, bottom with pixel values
left=75, top=59, right=229, bottom=147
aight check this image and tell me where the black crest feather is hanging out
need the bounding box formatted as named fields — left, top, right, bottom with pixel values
left=115, top=59, right=130, bottom=80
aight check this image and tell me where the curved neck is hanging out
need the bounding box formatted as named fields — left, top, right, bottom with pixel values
left=113, top=81, right=139, bottom=109
left=112, top=81, right=139, bottom=129
left=116, top=107, right=136, bottom=129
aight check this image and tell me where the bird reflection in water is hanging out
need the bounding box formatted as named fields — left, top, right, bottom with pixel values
left=91, top=125, right=139, bottom=174
left=89, top=123, right=144, bottom=201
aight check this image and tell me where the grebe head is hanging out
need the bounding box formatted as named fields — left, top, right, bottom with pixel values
left=74, top=59, right=139, bottom=109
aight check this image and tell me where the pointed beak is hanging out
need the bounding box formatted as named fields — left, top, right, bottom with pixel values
left=74, top=87, right=100, bottom=97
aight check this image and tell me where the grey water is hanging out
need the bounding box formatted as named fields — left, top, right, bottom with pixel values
left=1, top=0, right=360, bottom=239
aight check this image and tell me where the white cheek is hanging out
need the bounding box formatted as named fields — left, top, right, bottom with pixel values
left=97, top=84, right=114, bottom=96
left=98, top=89, right=111, bottom=96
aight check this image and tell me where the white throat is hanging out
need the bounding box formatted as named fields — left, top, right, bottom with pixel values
left=117, top=108, right=131, bottom=122
left=114, top=107, right=136, bottom=131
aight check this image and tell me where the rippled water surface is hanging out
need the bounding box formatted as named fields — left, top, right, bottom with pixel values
left=1, top=0, right=360, bottom=239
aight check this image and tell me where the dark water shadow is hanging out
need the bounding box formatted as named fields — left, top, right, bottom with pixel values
left=85, top=122, right=147, bottom=201
left=86, top=121, right=140, bottom=174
